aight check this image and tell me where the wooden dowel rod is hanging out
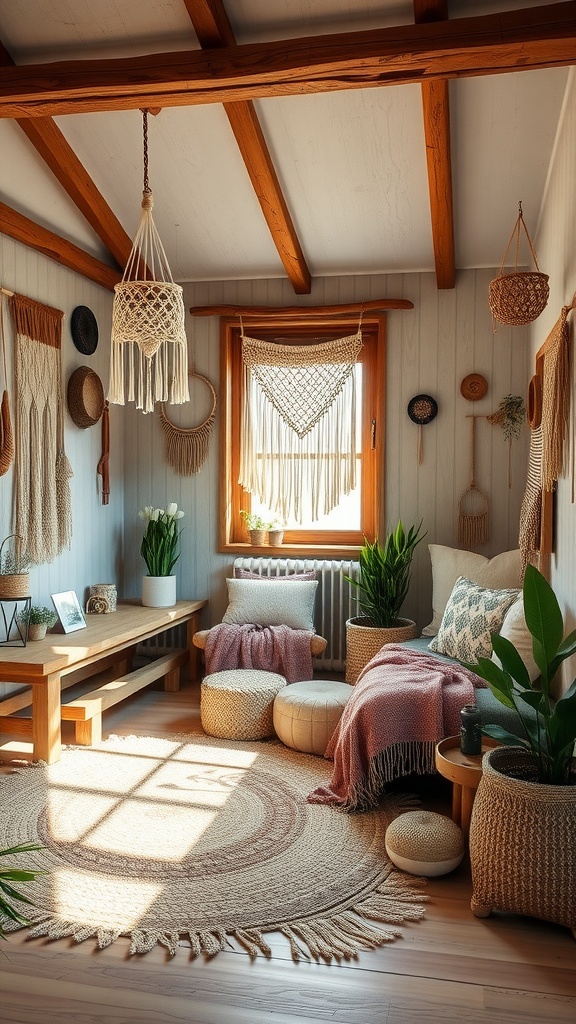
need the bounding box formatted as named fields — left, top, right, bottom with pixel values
left=0, top=286, right=14, bottom=297
left=189, top=299, right=413, bottom=317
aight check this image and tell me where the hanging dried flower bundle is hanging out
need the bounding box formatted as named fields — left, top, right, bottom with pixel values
left=487, top=395, right=526, bottom=441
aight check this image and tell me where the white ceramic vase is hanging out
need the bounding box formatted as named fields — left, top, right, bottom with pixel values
left=141, top=575, right=176, bottom=608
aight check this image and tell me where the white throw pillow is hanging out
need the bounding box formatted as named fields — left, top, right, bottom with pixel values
left=222, top=578, right=318, bottom=631
left=491, top=595, right=540, bottom=682
left=429, top=577, right=519, bottom=664
left=422, top=544, right=522, bottom=637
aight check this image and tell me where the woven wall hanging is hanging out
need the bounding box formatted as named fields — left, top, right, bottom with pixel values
left=158, top=371, right=217, bottom=475
left=458, top=414, right=489, bottom=549
left=488, top=201, right=549, bottom=328
left=0, top=295, right=14, bottom=476
left=10, top=293, right=73, bottom=564
left=407, top=394, right=438, bottom=464
left=540, top=305, right=570, bottom=492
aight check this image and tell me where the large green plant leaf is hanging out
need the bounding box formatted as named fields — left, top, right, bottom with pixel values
left=523, top=564, right=563, bottom=662
left=482, top=724, right=530, bottom=748
left=490, top=632, right=532, bottom=688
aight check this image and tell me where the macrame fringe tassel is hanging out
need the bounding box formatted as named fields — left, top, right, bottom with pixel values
left=458, top=509, right=489, bottom=549
left=108, top=335, right=189, bottom=414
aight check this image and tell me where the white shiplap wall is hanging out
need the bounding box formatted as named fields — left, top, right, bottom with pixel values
left=0, top=235, right=123, bottom=696
left=121, top=269, right=531, bottom=634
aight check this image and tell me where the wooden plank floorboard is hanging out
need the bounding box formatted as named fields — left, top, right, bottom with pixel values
left=0, top=682, right=574, bottom=1024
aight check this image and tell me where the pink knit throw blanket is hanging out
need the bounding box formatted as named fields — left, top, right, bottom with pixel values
left=308, top=644, right=485, bottom=811
left=204, top=623, right=313, bottom=683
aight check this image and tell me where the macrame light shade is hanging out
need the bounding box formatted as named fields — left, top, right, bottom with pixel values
left=108, top=111, right=189, bottom=415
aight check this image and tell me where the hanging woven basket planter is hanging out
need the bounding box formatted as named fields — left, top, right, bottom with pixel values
left=489, top=202, right=549, bottom=327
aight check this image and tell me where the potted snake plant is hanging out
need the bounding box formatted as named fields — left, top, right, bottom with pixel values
left=466, top=564, right=576, bottom=935
left=344, top=520, right=425, bottom=683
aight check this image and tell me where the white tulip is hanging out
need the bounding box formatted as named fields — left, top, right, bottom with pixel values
left=166, top=502, right=178, bottom=517
left=174, top=510, right=185, bottom=519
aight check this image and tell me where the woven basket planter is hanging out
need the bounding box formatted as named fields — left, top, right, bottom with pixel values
left=345, top=615, right=416, bottom=684
left=488, top=271, right=549, bottom=326
left=469, top=747, right=576, bottom=935
left=489, top=203, right=549, bottom=326
left=0, top=572, right=30, bottom=599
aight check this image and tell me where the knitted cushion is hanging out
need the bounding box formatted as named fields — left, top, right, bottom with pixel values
left=429, top=577, right=519, bottom=664
left=273, top=680, right=352, bottom=755
left=201, top=669, right=287, bottom=740
left=222, top=578, right=318, bottom=631
left=385, top=810, right=465, bottom=877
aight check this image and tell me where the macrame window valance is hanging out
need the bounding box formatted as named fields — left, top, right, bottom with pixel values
left=239, top=329, right=363, bottom=524
left=10, top=293, right=73, bottom=564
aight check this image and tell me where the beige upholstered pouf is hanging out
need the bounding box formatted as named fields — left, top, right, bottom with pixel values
left=385, top=810, right=465, bottom=877
left=200, top=669, right=287, bottom=740
left=273, top=679, right=352, bottom=755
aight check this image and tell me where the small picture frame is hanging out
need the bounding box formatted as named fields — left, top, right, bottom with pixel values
left=51, top=590, right=87, bottom=634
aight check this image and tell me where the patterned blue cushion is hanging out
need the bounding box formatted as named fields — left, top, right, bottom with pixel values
left=429, top=576, right=519, bottom=664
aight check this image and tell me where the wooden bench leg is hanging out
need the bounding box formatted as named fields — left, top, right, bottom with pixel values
left=76, top=715, right=102, bottom=746
left=164, top=665, right=181, bottom=692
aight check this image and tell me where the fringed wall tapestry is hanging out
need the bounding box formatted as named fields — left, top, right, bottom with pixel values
left=0, top=296, right=14, bottom=476
left=158, top=371, right=217, bottom=475
left=540, top=305, right=570, bottom=492
left=239, top=328, right=363, bottom=524
left=10, top=294, right=73, bottom=564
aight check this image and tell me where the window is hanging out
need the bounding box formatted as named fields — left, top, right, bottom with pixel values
left=220, top=314, right=385, bottom=553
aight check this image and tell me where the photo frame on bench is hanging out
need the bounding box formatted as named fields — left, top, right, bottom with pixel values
left=51, top=590, right=87, bottom=634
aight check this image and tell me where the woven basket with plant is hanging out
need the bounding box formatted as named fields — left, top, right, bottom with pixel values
left=0, top=534, right=30, bottom=599
left=489, top=202, right=549, bottom=327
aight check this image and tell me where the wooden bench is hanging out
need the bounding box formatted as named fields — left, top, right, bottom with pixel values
left=60, top=648, right=189, bottom=744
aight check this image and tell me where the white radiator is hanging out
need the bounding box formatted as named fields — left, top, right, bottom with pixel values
left=138, top=624, right=186, bottom=659
left=233, top=556, right=360, bottom=673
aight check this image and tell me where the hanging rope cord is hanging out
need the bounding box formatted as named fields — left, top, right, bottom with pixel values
left=239, top=318, right=363, bottom=524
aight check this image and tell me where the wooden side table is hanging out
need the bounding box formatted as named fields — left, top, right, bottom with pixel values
left=435, top=735, right=499, bottom=838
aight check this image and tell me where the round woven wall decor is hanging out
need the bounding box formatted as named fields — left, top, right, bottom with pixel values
left=67, top=366, right=105, bottom=428
left=158, top=371, right=217, bottom=475
left=407, top=394, right=438, bottom=425
left=460, top=373, right=488, bottom=402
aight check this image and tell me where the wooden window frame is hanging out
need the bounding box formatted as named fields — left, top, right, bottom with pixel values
left=219, top=314, right=385, bottom=556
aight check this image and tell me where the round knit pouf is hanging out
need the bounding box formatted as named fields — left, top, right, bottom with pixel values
left=273, top=679, right=352, bottom=756
left=201, top=669, right=287, bottom=741
left=385, top=810, right=465, bottom=877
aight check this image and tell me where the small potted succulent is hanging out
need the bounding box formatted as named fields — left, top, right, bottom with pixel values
left=17, top=605, right=57, bottom=641
left=239, top=510, right=270, bottom=546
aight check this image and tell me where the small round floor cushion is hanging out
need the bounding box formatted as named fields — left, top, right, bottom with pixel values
left=201, top=669, right=287, bottom=741
left=385, top=810, right=465, bottom=877
left=273, top=679, right=352, bottom=755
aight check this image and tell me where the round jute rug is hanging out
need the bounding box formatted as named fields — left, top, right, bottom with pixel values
left=0, top=734, right=427, bottom=961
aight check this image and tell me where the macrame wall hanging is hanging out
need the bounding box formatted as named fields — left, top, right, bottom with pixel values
left=10, top=293, right=73, bottom=564
left=158, top=370, right=217, bottom=475
left=540, top=304, right=570, bottom=491
left=519, top=424, right=543, bottom=572
left=0, top=295, right=14, bottom=476
left=239, top=325, right=363, bottom=524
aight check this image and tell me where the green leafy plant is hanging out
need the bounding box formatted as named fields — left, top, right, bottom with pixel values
left=0, top=535, right=30, bottom=575
left=345, top=520, right=426, bottom=628
left=139, top=503, right=185, bottom=577
left=239, top=510, right=271, bottom=531
left=468, top=564, right=576, bottom=785
left=0, top=843, right=44, bottom=938
left=17, top=605, right=57, bottom=627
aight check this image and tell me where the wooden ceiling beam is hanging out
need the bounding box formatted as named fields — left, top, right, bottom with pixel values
left=0, top=3, right=574, bottom=117
left=0, top=201, right=122, bottom=291
left=183, top=0, right=311, bottom=293
left=0, top=40, right=131, bottom=269
left=414, top=0, right=455, bottom=290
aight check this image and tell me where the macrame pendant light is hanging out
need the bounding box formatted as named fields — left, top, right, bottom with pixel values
left=109, top=110, right=189, bottom=414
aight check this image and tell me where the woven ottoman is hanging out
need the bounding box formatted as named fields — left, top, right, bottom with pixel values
left=273, top=679, right=352, bottom=755
left=385, top=810, right=465, bottom=877
left=200, top=669, right=287, bottom=740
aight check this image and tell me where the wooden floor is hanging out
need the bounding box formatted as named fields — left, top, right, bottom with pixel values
left=0, top=677, right=575, bottom=1024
